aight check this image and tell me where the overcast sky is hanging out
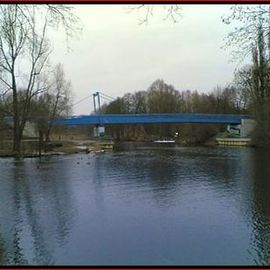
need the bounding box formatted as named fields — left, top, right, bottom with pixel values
left=49, top=5, right=244, bottom=115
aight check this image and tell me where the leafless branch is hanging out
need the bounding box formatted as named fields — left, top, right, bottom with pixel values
left=222, top=5, right=270, bottom=61
left=127, top=5, right=182, bottom=25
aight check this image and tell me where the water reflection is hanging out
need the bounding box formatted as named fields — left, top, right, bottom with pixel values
left=98, top=147, right=244, bottom=208
left=0, top=158, right=76, bottom=265
left=0, top=146, right=270, bottom=265
left=92, top=150, right=181, bottom=208
left=247, top=149, right=270, bottom=265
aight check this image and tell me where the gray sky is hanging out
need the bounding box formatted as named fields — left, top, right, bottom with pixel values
left=49, top=5, right=242, bottom=115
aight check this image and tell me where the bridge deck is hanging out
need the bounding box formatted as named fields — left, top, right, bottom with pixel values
left=54, top=113, right=251, bottom=126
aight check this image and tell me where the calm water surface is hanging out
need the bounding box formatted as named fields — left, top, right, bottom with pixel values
left=0, top=144, right=270, bottom=265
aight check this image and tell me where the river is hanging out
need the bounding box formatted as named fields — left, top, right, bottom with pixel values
left=0, top=143, right=270, bottom=265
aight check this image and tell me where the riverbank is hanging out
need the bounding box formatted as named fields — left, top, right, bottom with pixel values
left=0, top=139, right=115, bottom=158
left=0, top=135, right=254, bottom=158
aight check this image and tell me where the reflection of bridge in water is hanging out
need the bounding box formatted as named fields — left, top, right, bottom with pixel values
left=54, top=113, right=255, bottom=138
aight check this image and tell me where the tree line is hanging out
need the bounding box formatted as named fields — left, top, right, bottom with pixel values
left=100, top=79, right=248, bottom=143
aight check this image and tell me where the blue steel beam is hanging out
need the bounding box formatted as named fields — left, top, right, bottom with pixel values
left=53, top=113, right=252, bottom=126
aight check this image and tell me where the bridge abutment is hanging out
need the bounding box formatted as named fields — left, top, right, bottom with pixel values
left=227, top=119, right=255, bottom=138
left=240, top=119, right=256, bottom=138
left=218, top=119, right=255, bottom=146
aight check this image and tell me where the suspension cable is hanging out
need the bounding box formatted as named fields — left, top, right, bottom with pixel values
left=99, top=92, right=115, bottom=101
left=72, top=95, right=92, bottom=107
left=100, top=95, right=114, bottom=102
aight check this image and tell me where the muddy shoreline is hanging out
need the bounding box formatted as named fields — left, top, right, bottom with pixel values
left=0, top=137, right=220, bottom=158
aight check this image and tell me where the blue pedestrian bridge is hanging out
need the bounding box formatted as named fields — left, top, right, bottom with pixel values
left=54, top=113, right=252, bottom=126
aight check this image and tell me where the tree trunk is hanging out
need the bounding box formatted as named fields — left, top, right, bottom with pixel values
left=44, top=94, right=60, bottom=153
left=12, top=73, right=21, bottom=157
left=13, top=127, right=21, bottom=157
left=38, top=129, right=43, bottom=157
left=44, top=133, right=50, bottom=153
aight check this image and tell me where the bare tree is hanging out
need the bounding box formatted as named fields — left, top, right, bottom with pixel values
left=0, top=5, right=78, bottom=156
left=44, top=63, right=72, bottom=151
left=30, top=63, right=72, bottom=155
left=223, top=5, right=270, bottom=145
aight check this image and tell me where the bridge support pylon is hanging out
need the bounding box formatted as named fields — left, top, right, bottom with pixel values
left=93, top=125, right=105, bottom=138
